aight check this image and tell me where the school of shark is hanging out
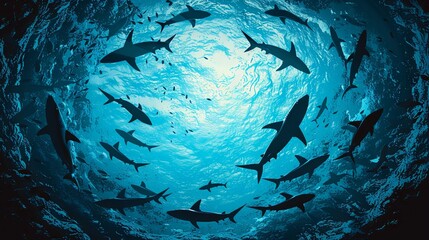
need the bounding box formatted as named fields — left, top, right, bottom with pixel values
left=1, top=0, right=428, bottom=239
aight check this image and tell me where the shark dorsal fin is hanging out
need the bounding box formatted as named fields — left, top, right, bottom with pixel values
left=281, top=192, right=293, bottom=199
left=262, top=121, right=283, bottom=131
left=186, top=5, right=195, bottom=11
left=290, top=42, right=296, bottom=55
left=274, top=4, right=279, bottom=10
left=125, top=30, right=134, bottom=47
left=113, top=142, right=120, bottom=149
left=65, top=130, right=81, bottom=143
left=190, top=200, right=202, bottom=211
left=117, top=189, right=126, bottom=198
left=208, top=180, right=212, bottom=185
left=295, top=155, right=308, bottom=166
left=128, top=130, right=135, bottom=135
left=348, top=121, right=362, bottom=128
left=138, top=104, right=142, bottom=110
left=158, top=39, right=161, bottom=42
left=140, top=181, right=146, bottom=187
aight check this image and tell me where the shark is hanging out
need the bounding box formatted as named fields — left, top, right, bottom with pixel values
left=115, top=129, right=158, bottom=151
left=265, top=4, right=311, bottom=30
left=323, top=172, right=348, bottom=185
left=167, top=200, right=245, bottom=228
left=237, top=95, right=309, bottom=182
left=156, top=5, right=211, bottom=32
left=341, top=186, right=371, bottom=209
left=95, top=188, right=169, bottom=215
left=264, top=154, right=329, bottom=189
left=199, top=180, right=227, bottom=192
left=312, top=97, right=328, bottom=124
left=328, top=26, right=347, bottom=69
left=343, top=30, right=369, bottom=98
left=99, top=88, right=152, bottom=125
left=242, top=31, right=310, bottom=73
left=131, top=181, right=171, bottom=200
left=37, top=95, right=81, bottom=188
left=100, top=30, right=175, bottom=71
left=249, top=192, right=315, bottom=216
left=335, top=108, right=383, bottom=167
left=99, top=141, right=149, bottom=172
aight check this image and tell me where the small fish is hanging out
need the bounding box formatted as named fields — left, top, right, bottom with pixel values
left=173, top=131, right=176, bottom=134
left=204, top=57, right=208, bottom=60
left=131, top=21, right=136, bottom=25
left=360, top=110, right=364, bottom=114
left=169, top=62, right=172, bottom=66
left=99, top=70, right=102, bottom=74
left=138, top=13, right=143, bottom=18
left=169, top=112, right=173, bottom=115
left=173, top=86, right=175, bottom=91
left=189, top=129, right=194, bottom=132
left=154, top=56, right=158, bottom=61
left=206, top=98, right=212, bottom=101
left=126, top=95, right=130, bottom=100
left=148, top=16, right=151, bottom=22
left=162, top=86, right=167, bottom=90
left=162, top=60, right=164, bottom=64
left=333, top=111, right=338, bottom=114
left=156, top=111, right=159, bottom=115
left=324, top=123, right=329, bottom=128
left=85, top=79, right=89, bottom=84
left=185, top=95, right=188, bottom=99
left=156, top=12, right=158, bottom=18
left=76, top=156, right=87, bottom=164
left=138, top=21, right=143, bottom=24
left=189, top=100, right=192, bottom=103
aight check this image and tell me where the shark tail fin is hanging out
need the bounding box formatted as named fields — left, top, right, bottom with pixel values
left=249, top=206, right=267, bottom=217
left=134, top=162, right=149, bottom=172
left=156, top=21, right=167, bottom=33
left=154, top=188, right=169, bottom=204
left=162, top=193, right=172, bottom=201
left=263, top=178, right=281, bottom=189
left=312, top=119, right=318, bottom=124
left=99, top=88, right=115, bottom=105
left=342, top=84, right=357, bottom=98
left=228, top=205, right=245, bottom=223
left=163, top=34, right=175, bottom=53
left=64, top=173, right=80, bottom=190
left=236, top=163, right=263, bottom=183
left=147, top=145, right=158, bottom=152
left=241, top=31, right=258, bottom=52
left=335, top=150, right=355, bottom=165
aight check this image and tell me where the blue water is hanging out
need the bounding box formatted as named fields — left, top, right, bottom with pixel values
left=24, top=0, right=424, bottom=238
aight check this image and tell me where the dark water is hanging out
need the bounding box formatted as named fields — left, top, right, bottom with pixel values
left=1, top=0, right=428, bottom=239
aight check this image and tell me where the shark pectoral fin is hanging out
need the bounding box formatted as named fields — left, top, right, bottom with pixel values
left=186, top=5, right=195, bottom=11
left=369, top=126, right=374, bottom=136
left=37, top=126, right=50, bottom=136
left=117, top=208, right=126, bottom=215
left=328, top=42, right=334, bottom=50
left=262, top=121, right=282, bottom=131
left=297, top=204, right=306, bottom=212
left=276, top=61, right=290, bottom=71
left=189, top=19, right=196, bottom=28
left=339, top=38, right=345, bottom=43
left=129, top=115, right=137, bottom=123
left=109, top=153, right=113, bottom=160
left=190, top=221, right=199, bottom=228
left=126, top=58, right=140, bottom=72
left=295, top=128, right=307, bottom=146
left=208, top=188, right=211, bottom=192
left=308, top=170, right=314, bottom=178
left=279, top=17, right=286, bottom=24
left=65, top=130, right=81, bottom=143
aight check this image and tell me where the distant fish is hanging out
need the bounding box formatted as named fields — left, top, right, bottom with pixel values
left=323, top=172, right=348, bottom=185
left=76, top=156, right=88, bottom=164
left=312, top=97, right=328, bottom=124
left=206, top=98, right=212, bottom=101
left=148, top=16, right=151, bottom=22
